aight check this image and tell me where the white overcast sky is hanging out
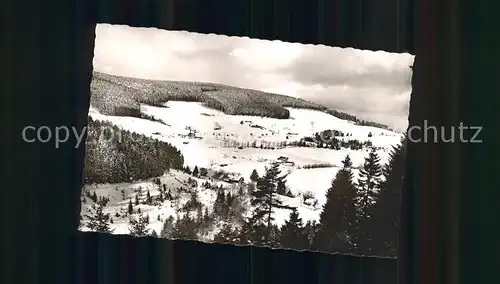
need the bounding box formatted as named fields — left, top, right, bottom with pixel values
left=93, top=23, right=414, bottom=132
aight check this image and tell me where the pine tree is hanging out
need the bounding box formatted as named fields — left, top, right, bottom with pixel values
left=84, top=202, right=114, bottom=233
left=225, top=192, right=233, bottom=213
left=135, top=194, right=139, bottom=206
left=146, top=190, right=152, bottom=204
left=361, top=135, right=407, bottom=257
left=279, top=208, right=309, bottom=250
left=353, top=148, right=384, bottom=253
left=236, top=214, right=266, bottom=246
left=172, top=213, right=198, bottom=240
left=342, top=155, right=353, bottom=168
left=303, top=220, right=319, bottom=249
left=251, top=162, right=289, bottom=240
left=150, top=230, right=159, bottom=238
left=249, top=169, right=259, bottom=182
left=158, top=190, right=164, bottom=202
left=203, top=207, right=210, bottom=221
left=196, top=206, right=204, bottom=224
left=192, top=166, right=199, bottom=177
left=92, top=191, right=98, bottom=203
left=313, top=156, right=357, bottom=254
left=185, top=166, right=191, bottom=175
left=213, top=190, right=226, bottom=215
left=266, top=224, right=281, bottom=247
left=128, top=214, right=151, bottom=237
left=160, top=216, right=175, bottom=239
left=128, top=198, right=134, bottom=215
left=356, top=149, right=383, bottom=214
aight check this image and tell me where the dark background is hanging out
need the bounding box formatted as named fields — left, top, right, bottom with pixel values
left=1, top=0, right=497, bottom=284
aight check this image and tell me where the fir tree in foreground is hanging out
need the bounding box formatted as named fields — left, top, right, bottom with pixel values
left=171, top=213, right=198, bottom=240
left=360, top=135, right=407, bottom=256
left=251, top=162, right=290, bottom=240
left=84, top=201, right=114, bottom=233
left=279, top=208, right=309, bottom=250
left=160, top=216, right=175, bottom=239
left=356, top=148, right=383, bottom=214
left=129, top=214, right=151, bottom=237
left=314, top=155, right=357, bottom=254
left=353, top=149, right=383, bottom=252
left=236, top=214, right=267, bottom=246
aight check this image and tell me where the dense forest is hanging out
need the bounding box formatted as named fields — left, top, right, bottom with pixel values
left=83, top=117, right=184, bottom=184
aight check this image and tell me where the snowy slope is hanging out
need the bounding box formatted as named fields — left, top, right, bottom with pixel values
left=82, top=100, right=402, bottom=236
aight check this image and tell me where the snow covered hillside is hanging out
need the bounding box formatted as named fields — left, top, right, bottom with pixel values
left=81, top=95, right=403, bottom=238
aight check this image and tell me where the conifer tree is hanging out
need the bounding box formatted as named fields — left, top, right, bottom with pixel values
left=135, top=194, right=139, bottom=206
left=172, top=212, right=198, bottom=240
left=192, top=166, right=199, bottom=177
left=249, top=169, right=259, bottom=182
left=150, top=230, right=159, bottom=238
left=353, top=149, right=384, bottom=253
left=303, top=220, right=319, bottom=249
left=128, top=198, right=134, bottom=215
left=213, top=190, right=226, bottom=215
left=356, top=149, right=383, bottom=215
left=128, top=214, right=150, bottom=237
left=93, top=191, right=98, bottom=202
left=158, top=190, right=164, bottom=202
left=313, top=155, right=357, bottom=253
left=203, top=207, right=210, bottom=221
left=184, top=166, right=191, bottom=175
left=266, top=224, right=281, bottom=248
left=251, top=162, right=289, bottom=240
left=146, top=190, right=152, bottom=204
left=342, top=155, right=353, bottom=168
left=279, top=208, right=309, bottom=250
left=361, top=135, right=407, bottom=256
left=85, top=201, right=114, bottom=233
left=196, top=206, right=204, bottom=224
left=225, top=192, right=233, bottom=211
left=236, top=214, right=266, bottom=246
left=160, top=216, right=175, bottom=239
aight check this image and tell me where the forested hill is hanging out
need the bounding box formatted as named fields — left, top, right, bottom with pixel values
left=90, top=71, right=391, bottom=130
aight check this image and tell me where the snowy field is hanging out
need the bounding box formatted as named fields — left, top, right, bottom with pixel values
left=82, top=101, right=402, bottom=236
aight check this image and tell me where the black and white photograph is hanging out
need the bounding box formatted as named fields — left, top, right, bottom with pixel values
left=79, top=23, right=414, bottom=257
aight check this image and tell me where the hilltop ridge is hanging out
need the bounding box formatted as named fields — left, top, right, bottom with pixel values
left=91, top=71, right=391, bottom=130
